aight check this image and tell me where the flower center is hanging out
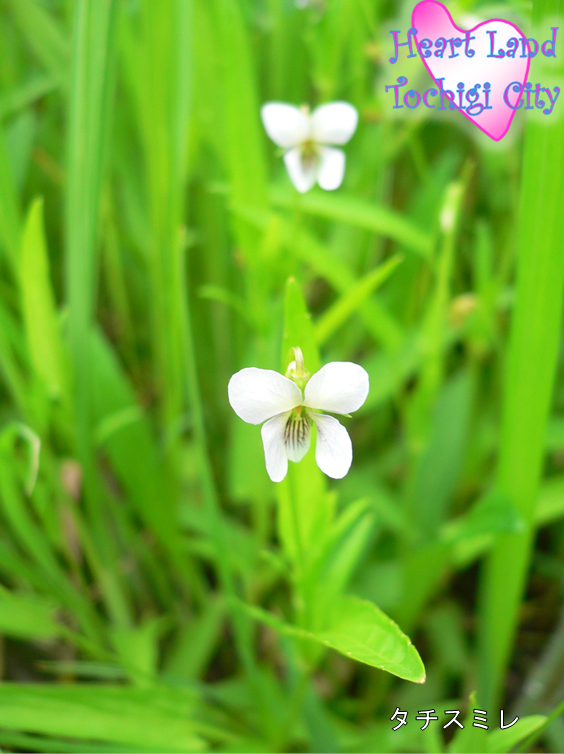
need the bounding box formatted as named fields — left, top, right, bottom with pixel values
left=300, top=140, right=319, bottom=172
left=283, top=407, right=311, bottom=462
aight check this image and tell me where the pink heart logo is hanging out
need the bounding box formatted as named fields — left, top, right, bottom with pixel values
left=411, top=0, right=530, bottom=140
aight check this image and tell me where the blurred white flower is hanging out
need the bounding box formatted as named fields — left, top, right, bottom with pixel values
left=228, top=349, right=369, bottom=482
left=457, top=13, right=483, bottom=30
left=295, top=0, right=325, bottom=8
left=261, top=102, right=358, bottom=193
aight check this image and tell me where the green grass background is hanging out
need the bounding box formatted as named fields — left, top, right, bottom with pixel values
left=0, top=0, right=563, bottom=751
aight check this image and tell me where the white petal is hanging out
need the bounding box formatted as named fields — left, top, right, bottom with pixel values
left=228, top=368, right=302, bottom=425
left=261, top=411, right=290, bottom=482
left=261, top=103, right=310, bottom=149
left=283, top=147, right=316, bottom=193
left=316, top=146, right=345, bottom=191
left=303, top=362, right=369, bottom=414
left=312, top=413, right=352, bottom=479
left=311, top=102, right=358, bottom=145
left=283, top=411, right=312, bottom=463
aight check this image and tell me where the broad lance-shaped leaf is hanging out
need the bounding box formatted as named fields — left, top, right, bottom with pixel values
left=238, top=594, right=425, bottom=683
left=317, top=595, right=425, bottom=682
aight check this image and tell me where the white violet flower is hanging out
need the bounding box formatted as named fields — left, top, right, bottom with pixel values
left=261, top=101, right=358, bottom=193
left=295, top=0, right=325, bottom=9
left=228, top=348, right=369, bottom=482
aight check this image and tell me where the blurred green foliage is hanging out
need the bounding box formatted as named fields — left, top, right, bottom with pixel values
left=0, top=0, right=564, bottom=751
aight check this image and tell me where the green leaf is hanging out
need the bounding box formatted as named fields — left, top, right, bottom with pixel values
left=291, top=223, right=404, bottom=351
left=315, top=255, right=403, bottom=345
left=441, top=490, right=524, bottom=546
left=448, top=693, right=488, bottom=753
left=271, top=188, right=433, bottom=258
left=307, top=499, right=375, bottom=628
left=163, top=596, right=225, bottom=680
left=0, top=123, right=22, bottom=264
left=5, top=0, right=69, bottom=82
left=90, top=328, right=185, bottom=575
left=453, top=476, right=564, bottom=568
left=0, top=685, right=205, bottom=753
left=398, top=540, right=451, bottom=630
left=0, top=422, right=41, bottom=495
left=0, top=588, right=61, bottom=640
left=110, top=618, right=168, bottom=685
left=0, top=75, right=57, bottom=122
left=0, top=731, right=151, bottom=754
left=487, top=715, right=546, bottom=753
left=65, top=0, right=117, bottom=485
left=239, top=594, right=425, bottom=683
left=6, top=111, right=38, bottom=193
left=211, top=0, right=268, bottom=264
left=316, top=595, right=425, bottom=682
left=39, top=662, right=127, bottom=681
left=535, top=475, right=564, bottom=526
left=478, top=0, right=564, bottom=703
left=20, top=198, right=69, bottom=401
left=281, top=276, right=320, bottom=374
left=407, top=369, right=475, bottom=541
left=227, top=203, right=405, bottom=351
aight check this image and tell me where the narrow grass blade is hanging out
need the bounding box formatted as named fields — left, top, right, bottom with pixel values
left=315, top=254, right=403, bottom=345
left=0, top=126, right=22, bottom=264
left=19, top=198, right=69, bottom=402
left=487, top=715, right=546, bottom=753
left=65, top=0, right=131, bottom=627
left=478, top=0, right=564, bottom=708
left=130, top=0, right=192, bottom=431
left=65, top=0, right=117, bottom=455
left=5, top=0, right=69, bottom=83
left=0, top=76, right=57, bottom=121
left=0, top=685, right=206, bottom=753
left=271, top=188, right=433, bottom=258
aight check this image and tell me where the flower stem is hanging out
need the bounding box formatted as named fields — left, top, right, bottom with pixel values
left=287, top=464, right=306, bottom=587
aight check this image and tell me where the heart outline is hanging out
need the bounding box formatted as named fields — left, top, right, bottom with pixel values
left=411, top=0, right=531, bottom=141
